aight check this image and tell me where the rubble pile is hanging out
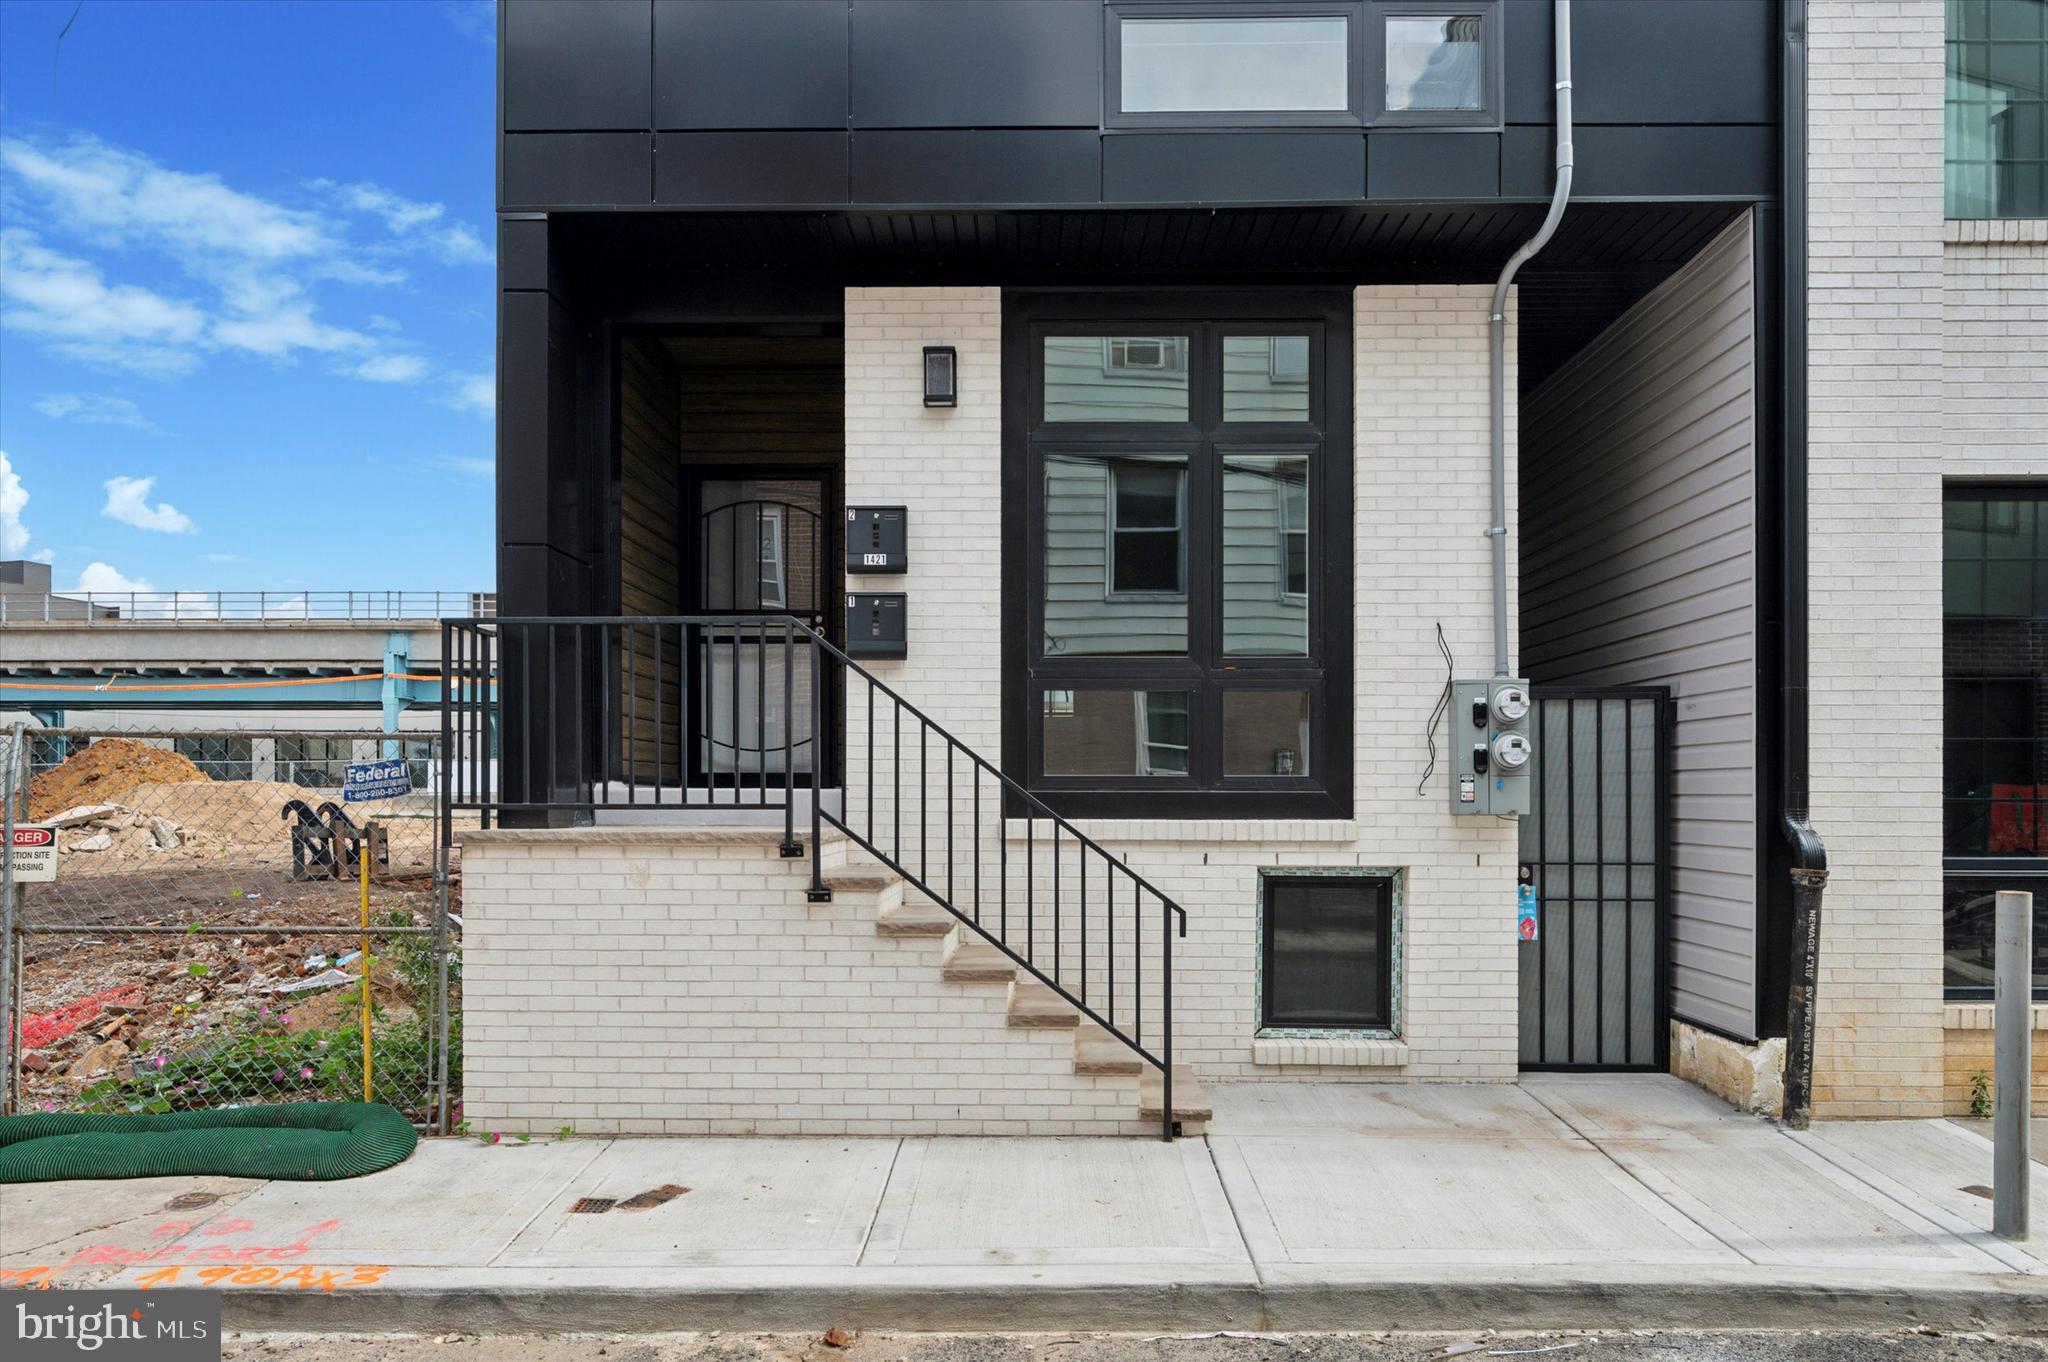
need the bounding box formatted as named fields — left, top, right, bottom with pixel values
left=27, top=739, right=207, bottom=820
left=14, top=903, right=436, bottom=1110
left=40, top=802, right=187, bottom=856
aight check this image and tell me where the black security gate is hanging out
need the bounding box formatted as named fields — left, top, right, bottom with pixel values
left=1518, top=688, right=1672, bottom=1070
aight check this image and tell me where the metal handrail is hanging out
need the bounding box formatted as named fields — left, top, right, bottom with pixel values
left=437, top=614, right=1188, bottom=1140
left=0, top=591, right=495, bottom=624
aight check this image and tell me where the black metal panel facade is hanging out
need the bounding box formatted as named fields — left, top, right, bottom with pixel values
left=1515, top=125, right=1777, bottom=200
left=501, top=0, right=1786, bottom=211
left=1368, top=132, right=1501, bottom=200
left=1502, top=0, right=1775, bottom=126
left=1104, top=133, right=1366, bottom=204
left=853, top=131, right=1102, bottom=206
left=502, top=0, right=651, bottom=131
left=655, top=133, right=850, bottom=206
left=849, top=0, right=1101, bottom=129
left=654, top=0, right=849, bottom=129
left=503, top=133, right=651, bottom=210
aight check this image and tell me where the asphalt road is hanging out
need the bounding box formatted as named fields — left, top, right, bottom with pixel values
left=219, top=1329, right=2047, bottom=1362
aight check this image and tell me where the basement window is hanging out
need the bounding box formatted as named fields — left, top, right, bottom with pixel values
left=1259, top=871, right=1398, bottom=1032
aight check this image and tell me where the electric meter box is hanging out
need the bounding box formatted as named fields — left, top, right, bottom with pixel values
left=1449, top=678, right=1535, bottom=817
left=846, top=506, right=907, bottom=574
left=846, top=592, right=908, bottom=660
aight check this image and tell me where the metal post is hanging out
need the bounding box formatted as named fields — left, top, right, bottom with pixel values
left=808, top=635, right=830, bottom=902
left=1996, top=888, right=2032, bottom=1240
left=0, top=722, right=23, bottom=1115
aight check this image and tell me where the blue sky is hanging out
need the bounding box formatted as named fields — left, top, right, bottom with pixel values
left=0, top=0, right=497, bottom=597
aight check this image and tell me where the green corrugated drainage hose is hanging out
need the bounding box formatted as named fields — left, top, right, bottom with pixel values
left=0, top=1102, right=417, bottom=1182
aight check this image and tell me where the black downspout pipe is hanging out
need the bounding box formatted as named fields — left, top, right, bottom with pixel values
left=1777, top=0, right=1829, bottom=1131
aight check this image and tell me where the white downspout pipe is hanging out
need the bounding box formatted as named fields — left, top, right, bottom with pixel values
left=1488, top=0, right=1574, bottom=676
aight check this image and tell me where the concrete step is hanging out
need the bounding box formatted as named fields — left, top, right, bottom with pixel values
left=876, top=894, right=957, bottom=936
left=1006, top=978, right=1079, bottom=1028
left=822, top=871, right=903, bottom=912
left=941, top=928, right=1018, bottom=982
left=1072, top=1023, right=1144, bottom=1076
left=1137, top=1064, right=1212, bottom=1124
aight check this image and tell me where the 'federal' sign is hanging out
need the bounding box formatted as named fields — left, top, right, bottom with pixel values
left=342, top=759, right=412, bottom=803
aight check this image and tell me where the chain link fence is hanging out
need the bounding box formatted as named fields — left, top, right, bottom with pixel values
left=1, top=726, right=459, bottom=1129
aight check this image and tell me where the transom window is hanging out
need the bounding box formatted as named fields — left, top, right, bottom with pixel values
left=1944, top=484, right=2048, bottom=998
left=1946, top=0, right=2048, bottom=219
left=1005, top=295, right=1352, bottom=819
left=1106, top=3, right=1500, bottom=129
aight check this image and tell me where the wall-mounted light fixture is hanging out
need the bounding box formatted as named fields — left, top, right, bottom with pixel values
left=922, top=345, right=957, bottom=407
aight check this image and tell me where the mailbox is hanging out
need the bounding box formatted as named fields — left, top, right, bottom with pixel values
left=846, top=506, right=907, bottom=574
left=846, top=592, right=907, bottom=660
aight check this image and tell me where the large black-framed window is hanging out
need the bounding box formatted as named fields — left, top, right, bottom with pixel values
left=1104, top=1, right=1502, bottom=129
left=1259, top=871, right=1395, bottom=1030
left=1946, top=0, right=2048, bottom=219
left=1002, top=291, right=1352, bottom=819
left=1944, top=483, right=2048, bottom=998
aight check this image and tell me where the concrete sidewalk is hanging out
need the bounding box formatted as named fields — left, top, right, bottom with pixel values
left=6, top=1075, right=2048, bottom=1332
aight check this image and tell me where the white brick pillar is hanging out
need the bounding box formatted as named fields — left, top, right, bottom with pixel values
left=1806, top=0, right=1948, bottom=1116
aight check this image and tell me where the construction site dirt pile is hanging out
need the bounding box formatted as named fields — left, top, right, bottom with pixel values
left=27, top=740, right=207, bottom=820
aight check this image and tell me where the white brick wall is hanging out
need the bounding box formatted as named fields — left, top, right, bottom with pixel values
left=460, top=831, right=1148, bottom=1135
left=1807, top=0, right=2048, bottom=1115
left=835, top=284, right=1520, bottom=1087
left=463, top=285, right=1524, bottom=1133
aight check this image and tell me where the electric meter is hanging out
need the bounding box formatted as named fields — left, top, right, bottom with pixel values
left=1491, top=684, right=1531, bottom=725
left=1450, top=677, right=1536, bottom=816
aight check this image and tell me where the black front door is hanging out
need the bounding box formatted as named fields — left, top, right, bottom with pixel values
left=683, top=469, right=837, bottom=788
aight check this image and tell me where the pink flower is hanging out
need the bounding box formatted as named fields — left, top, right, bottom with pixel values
left=489, top=1132, right=501, bottom=1145
left=281, top=1013, right=293, bottom=1023
left=271, top=1070, right=286, bottom=1083
left=299, top=1066, right=313, bottom=1079
left=152, top=1055, right=166, bottom=1069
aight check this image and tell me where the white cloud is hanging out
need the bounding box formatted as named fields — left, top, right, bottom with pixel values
left=72, top=561, right=156, bottom=594
left=0, top=138, right=332, bottom=264
left=1, top=450, right=31, bottom=557
left=310, top=178, right=493, bottom=266
left=2, top=137, right=491, bottom=405
left=0, top=231, right=206, bottom=375
left=100, top=475, right=197, bottom=534
left=352, top=354, right=429, bottom=384
left=33, top=392, right=163, bottom=432
left=445, top=372, right=494, bottom=416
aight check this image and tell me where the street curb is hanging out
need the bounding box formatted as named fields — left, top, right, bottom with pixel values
left=217, top=1277, right=2048, bottom=1335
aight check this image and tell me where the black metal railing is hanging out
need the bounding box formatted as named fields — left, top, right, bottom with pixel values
left=440, top=615, right=1189, bottom=1138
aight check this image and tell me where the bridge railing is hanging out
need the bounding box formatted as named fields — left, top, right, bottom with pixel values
left=0, top=591, right=496, bottom=624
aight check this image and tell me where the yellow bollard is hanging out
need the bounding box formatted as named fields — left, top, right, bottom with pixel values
left=359, top=838, right=372, bottom=1103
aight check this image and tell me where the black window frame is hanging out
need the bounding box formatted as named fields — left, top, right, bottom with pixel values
left=1103, top=1, right=1503, bottom=131
left=1259, top=870, right=1396, bottom=1031
left=1106, top=0, right=1367, bottom=129
left=1944, top=0, right=2048, bottom=220
left=1372, top=1, right=1504, bottom=129
left=1943, top=481, right=2048, bottom=999
left=1002, top=290, right=1353, bottom=820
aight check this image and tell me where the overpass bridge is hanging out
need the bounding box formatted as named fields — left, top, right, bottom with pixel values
left=0, top=585, right=494, bottom=732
